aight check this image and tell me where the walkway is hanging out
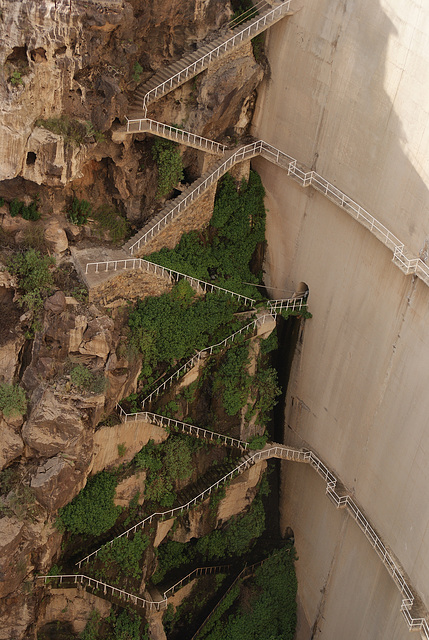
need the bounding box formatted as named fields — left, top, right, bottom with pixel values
left=39, top=437, right=429, bottom=636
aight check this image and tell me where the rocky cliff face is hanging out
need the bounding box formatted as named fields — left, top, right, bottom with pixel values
left=0, top=1, right=267, bottom=637
left=0, top=0, right=259, bottom=224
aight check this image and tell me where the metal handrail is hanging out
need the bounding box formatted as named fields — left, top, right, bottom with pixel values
left=125, top=118, right=226, bottom=154
left=140, top=2, right=292, bottom=114
left=69, top=439, right=429, bottom=636
left=118, top=138, right=429, bottom=286
left=115, top=408, right=249, bottom=450
left=136, top=313, right=276, bottom=407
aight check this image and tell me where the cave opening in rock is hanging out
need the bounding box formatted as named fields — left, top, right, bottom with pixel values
left=26, top=152, right=36, bottom=165
left=6, top=46, right=28, bottom=64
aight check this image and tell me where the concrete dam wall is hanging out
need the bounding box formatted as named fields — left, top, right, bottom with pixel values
left=252, top=0, right=429, bottom=638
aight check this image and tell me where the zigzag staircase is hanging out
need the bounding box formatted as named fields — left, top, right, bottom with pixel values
left=128, top=0, right=292, bottom=119
left=37, top=436, right=429, bottom=636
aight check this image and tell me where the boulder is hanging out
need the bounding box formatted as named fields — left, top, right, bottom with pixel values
left=30, top=456, right=86, bottom=512
left=78, top=316, right=114, bottom=361
left=0, top=419, right=24, bottom=470
left=44, top=290, right=66, bottom=314
left=22, top=389, right=86, bottom=457
left=0, top=517, right=26, bottom=598
left=69, top=314, right=88, bottom=352
left=44, top=219, right=68, bottom=254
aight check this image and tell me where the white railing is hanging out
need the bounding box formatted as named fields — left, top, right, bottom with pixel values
left=140, top=2, right=291, bottom=114
left=62, top=438, right=428, bottom=635
left=163, top=563, right=231, bottom=599
left=121, top=138, right=429, bottom=287
left=36, top=574, right=167, bottom=611
left=135, top=313, right=276, bottom=407
left=125, top=144, right=261, bottom=254
left=85, top=255, right=256, bottom=305
left=76, top=450, right=262, bottom=567
left=125, top=118, right=226, bottom=154
left=115, top=408, right=249, bottom=450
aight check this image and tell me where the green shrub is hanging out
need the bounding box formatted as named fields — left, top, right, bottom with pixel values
left=0, top=384, right=27, bottom=417
left=213, top=343, right=251, bottom=416
left=147, top=170, right=266, bottom=299
left=67, top=197, right=91, bottom=225
left=134, top=436, right=194, bottom=508
left=9, top=197, right=41, bottom=221
left=8, top=249, right=55, bottom=313
left=97, top=531, right=149, bottom=580
left=132, top=61, right=143, bottom=83
left=128, top=281, right=239, bottom=367
left=10, top=71, right=23, bottom=86
left=35, top=116, right=97, bottom=147
left=152, top=138, right=184, bottom=198
left=58, top=471, right=121, bottom=536
left=198, top=547, right=297, bottom=640
left=92, top=204, right=129, bottom=243
left=247, top=433, right=268, bottom=450
left=69, top=364, right=107, bottom=394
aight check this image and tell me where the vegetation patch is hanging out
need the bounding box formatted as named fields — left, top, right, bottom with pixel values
left=7, top=248, right=55, bottom=316
left=0, top=383, right=27, bottom=417
left=128, top=279, right=241, bottom=381
left=35, top=116, right=104, bottom=146
left=196, top=546, right=297, bottom=640
left=9, top=195, right=41, bottom=221
left=151, top=137, right=184, bottom=199
left=133, top=435, right=195, bottom=508
left=69, top=364, right=107, bottom=394
left=94, top=531, right=149, bottom=585
left=58, top=471, right=121, bottom=536
left=147, top=170, right=266, bottom=299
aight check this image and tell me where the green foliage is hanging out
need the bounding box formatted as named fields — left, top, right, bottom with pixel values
left=67, top=198, right=92, bottom=225
left=247, top=434, right=268, bottom=450
left=198, top=548, right=297, bottom=640
left=196, top=494, right=265, bottom=560
left=213, top=343, right=251, bottom=416
left=0, top=383, right=27, bottom=417
left=9, top=196, right=41, bottom=221
left=92, top=204, right=130, bottom=243
left=80, top=610, right=100, bottom=640
left=128, top=280, right=239, bottom=366
left=58, top=471, right=121, bottom=536
left=251, top=32, right=265, bottom=62
left=132, top=61, right=143, bottom=83
left=35, top=116, right=100, bottom=147
left=134, top=436, right=194, bottom=508
left=152, top=540, right=194, bottom=584
left=8, top=248, right=55, bottom=313
left=152, top=138, right=184, bottom=198
left=10, top=70, right=23, bottom=86
left=118, top=443, right=127, bottom=457
left=253, top=367, right=281, bottom=424
left=260, top=330, right=278, bottom=354
left=97, top=531, right=149, bottom=580
left=70, top=364, right=107, bottom=394
left=147, top=170, right=266, bottom=299
left=109, top=610, right=147, bottom=640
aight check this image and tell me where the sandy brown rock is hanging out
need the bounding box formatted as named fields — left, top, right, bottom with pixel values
left=30, top=456, right=87, bottom=512
left=44, top=219, right=68, bottom=254
left=22, top=388, right=86, bottom=457
left=78, top=316, right=114, bottom=361
left=38, top=587, right=111, bottom=635
left=114, top=472, right=146, bottom=508
left=0, top=517, right=27, bottom=598
left=0, top=419, right=24, bottom=470
left=44, top=290, right=66, bottom=314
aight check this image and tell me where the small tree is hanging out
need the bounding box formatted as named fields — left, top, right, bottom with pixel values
left=0, top=384, right=27, bottom=417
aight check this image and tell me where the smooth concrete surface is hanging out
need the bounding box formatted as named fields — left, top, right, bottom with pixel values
left=252, top=0, right=429, bottom=637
